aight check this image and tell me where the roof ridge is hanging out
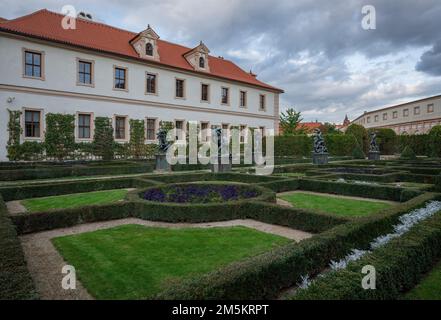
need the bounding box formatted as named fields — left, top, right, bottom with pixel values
left=1, top=8, right=47, bottom=23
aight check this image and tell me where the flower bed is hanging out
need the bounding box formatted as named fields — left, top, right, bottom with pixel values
left=142, top=183, right=264, bottom=204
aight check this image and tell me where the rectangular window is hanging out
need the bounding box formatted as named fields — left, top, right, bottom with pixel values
left=374, top=115, right=379, bottom=122
left=403, top=109, right=409, bottom=117
left=175, top=120, right=184, bottom=140
left=78, top=114, right=91, bottom=139
left=428, top=104, right=434, bottom=113
left=114, top=67, right=127, bottom=90
left=146, top=118, right=157, bottom=140
left=414, top=106, right=420, bottom=115
left=201, top=84, right=209, bottom=101
left=222, top=124, right=229, bottom=130
left=115, top=116, right=126, bottom=140
left=259, top=94, right=266, bottom=111
left=240, top=91, right=247, bottom=107
left=146, top=73, right=157, bottom=94
left=78, top=60, right=92, bottom=85
left=201, top=122, right=209, bottom=142
left=259, top=126, right=265, bottom=137
left=175, top=79, right=185, bottom=98
left=24, top=110, right=41, bottom=138
left=221, top=87, right=229, bottom=104
left=24, top=51, right=42, bottom=78
left=383, top=113, right=388, bottom=120
left=240, top=125, right=247, bottom=143
left=393, top=111, right=398, bottom=119
left=367, top=116, right=371, bottom=123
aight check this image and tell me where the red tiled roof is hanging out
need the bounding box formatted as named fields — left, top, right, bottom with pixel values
left=0, top=9, right=283, bottom=92
left=0, top=17, right=8, bottom=23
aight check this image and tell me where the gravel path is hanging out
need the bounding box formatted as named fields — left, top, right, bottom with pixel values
left=6, top=200, right=26, bottom=215
left=20, top=218, right=313, bottom=300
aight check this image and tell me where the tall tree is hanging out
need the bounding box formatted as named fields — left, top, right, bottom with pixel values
left=280, top=108, right=306, bottom=135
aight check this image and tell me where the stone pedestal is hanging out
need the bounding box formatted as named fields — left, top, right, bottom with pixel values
left=312, top=152, right=329, bottom=165
left=211, top=156, right=232, bottom=173
left=368, top=151, right=380, bottom=161
left=155, top=153, right=171, bottom=172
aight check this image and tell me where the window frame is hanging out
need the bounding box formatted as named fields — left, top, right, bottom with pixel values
left=383, top=113, right=388, bottom=121
left=76, top=58, right=95, bottom=87
left=240, top=124, right=247, bottom=143
left=403, top=109, right=409, bottom=117
left=221, top=86, right=230, bottom=106
left=239, top=90, right=247, bottom=108
left=76, top=112, right=94, bottom=141
left=113, top=65, right=128, bottom=91
left=114, top=115, right=128, bottom=141
left=201, top=83, right=210, bottom=103
left=145, top=72, right=158, bottom=95
left=175, top=78, right=186, bottom=99
left=22, top=48, right=45, bottom=80
left=199, top=56, right=205, bottom=69
left=146, top=118, right=158, bottom=142
left=393, top=111, right=398, bottom=119
left=427, top=104, right=434, bottom=113
left=174, top=119, right=186, bottom=141
left=414, top=106, right=421, bottom=115
left=22, top=108, right=43, bottom=140
left=146, top=43, right=154, bottom=56
left=259, top=94, right=266, bottom=111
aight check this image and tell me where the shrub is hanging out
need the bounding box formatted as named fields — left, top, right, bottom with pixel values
left=0, top=195, right=38, bottom=299
left=400, top=146, right=417, bottom=160
left=325, top=134, right=359, bottom=156
left=398, top=134, right=430, bottom=156
left=129, top=119, right=146, bottom=159
left=274, top=135, right=312, bottom=157
left=6, top=109, right=22, bottom=161
left=15, top=141, right=45, bottom=161
left=346, top=124, right=368, bottom=154
left=93, top=117, right=115, bottom=160
left=428, top=125, right=441, bottom=157
left=352, top=143, right=365, bottom=159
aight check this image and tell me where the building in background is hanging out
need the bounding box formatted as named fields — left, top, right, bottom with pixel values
left=0, top=9, right=283, bottom=161
left=352, top=95, right=441, bottom=135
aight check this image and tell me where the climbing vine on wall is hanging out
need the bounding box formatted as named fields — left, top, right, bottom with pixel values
left=6, top=109, right=22, bottom=161
left=129, top=119, right=146, bottom=159
left=45, top=113, right=76, bottom=160
left=93, top=117, right=115, bottom=160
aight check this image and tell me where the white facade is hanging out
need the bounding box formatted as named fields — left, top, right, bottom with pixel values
left=0, top=35, right=280, bottom=161
left=352, top=95, right=441, bottom=135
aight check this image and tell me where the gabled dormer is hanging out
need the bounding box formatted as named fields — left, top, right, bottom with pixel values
left=184, top=41, right=210, bottom=72
left=130, top=25, right=160, bottom=61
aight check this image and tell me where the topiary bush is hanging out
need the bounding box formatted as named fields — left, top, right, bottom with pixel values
left=346, top=124, right=368, bottom=154
left=325, top=134, right=358, bottom=156
left=352, top=143, right=365, bottom=159
left=370, top=128, right=397, bottom=155
left=93, top=117, right=115, bottom=160
left=428, top=125, right=441, bottom=157
left=400, top=146, right=417, bottom=160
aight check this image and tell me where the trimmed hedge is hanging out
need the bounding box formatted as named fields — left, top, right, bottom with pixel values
left=398, top=135, right=431, bottom=156
left=298, top=178, right=422, bottom=202
left=0, top=162, right=153, bottom=181
left=293, top=208, right=441, bottom=300
left=0, top=194, right=38, bottom=299
left=153, top=193, right=437, bottom=299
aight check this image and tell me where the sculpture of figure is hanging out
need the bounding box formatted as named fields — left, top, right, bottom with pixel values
left=369, top=131, right=379, bottom=152
left=157, top=128, right=171, bottom=153
left=313, top=128, right=328, bottom=154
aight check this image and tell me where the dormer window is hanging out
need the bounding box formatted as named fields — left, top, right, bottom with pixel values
left=199, top=57, right=205, bottom=68
left=184, top=41, right=210, bottom=72
left=146, top=43, right=153, bottom=56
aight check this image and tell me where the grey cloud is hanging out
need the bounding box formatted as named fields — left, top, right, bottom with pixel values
left=416, top=41, right=441, bottom=76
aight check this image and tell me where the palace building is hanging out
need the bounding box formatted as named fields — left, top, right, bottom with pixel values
left=352, top=94, right=441, bottom=135
left=0, top=9, right=283, bottom=161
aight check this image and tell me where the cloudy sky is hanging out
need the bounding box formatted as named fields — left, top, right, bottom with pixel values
left=1, top=0, right=441, bottom=123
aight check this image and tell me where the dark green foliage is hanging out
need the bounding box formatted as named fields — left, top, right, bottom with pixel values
left=93, top=117, right=114, bottom=160
left=293, top=211, right=441, bottom=300
left=325, top=134, right=359, bottom=156
left=14, top=141, right=45, bottom=161
left=400, top=146, right=417, bottom=160
left=398, top=134, right=430, bottom=156
left=279, top=108, right=306, bottom=135
left=44, top=113, right=76, bottom=160
left=346, top=124, right=368, bottom=154
left=428, top=125, right=441, bottom=157
left=6, top=109, right=22, bottom=161
left=352, top=143, right=366, bottom=159
left=0, top=195, right=38, bottom=299
left=129, top=119, right=146, bottom=159
left=369, top=128, right=397, bottom=155
left=274, top=135, right=312, bottom=157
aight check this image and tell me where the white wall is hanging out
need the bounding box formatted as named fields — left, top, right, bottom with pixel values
left=0, top=36, right=279, bottom=161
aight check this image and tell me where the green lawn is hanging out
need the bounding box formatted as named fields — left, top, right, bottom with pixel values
left=52, top=224, right=290, bottom=299
left=279, top=192, right=392, bottom=217
left=21, top=189, right=128, bottom=212
left=405, top=260, right=441, bottom=300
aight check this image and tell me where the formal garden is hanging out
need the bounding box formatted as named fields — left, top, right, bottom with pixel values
left=1, top=111, right=441, bottom=300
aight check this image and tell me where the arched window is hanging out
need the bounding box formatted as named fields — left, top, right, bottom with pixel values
left=199, top=56, right=205, bottom=68
left=146, top=43, right=153, bottom=56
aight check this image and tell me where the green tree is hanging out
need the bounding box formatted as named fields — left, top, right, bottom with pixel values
left=320, top=123, right=341, bottom=135
left=368, top=128, right=397, bottom=155
left=280, top=108, right=306, bottom=135
left=93, top=117, right=115, bottom=160
left=345, top=123, right=368, bottom=154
